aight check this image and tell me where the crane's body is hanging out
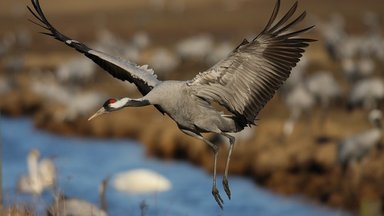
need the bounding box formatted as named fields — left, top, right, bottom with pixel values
left=338, top=109, right=383, bottom=171
left=127, top=80, right=242, bottom=133
left=28, top=0, right=313, bottom=208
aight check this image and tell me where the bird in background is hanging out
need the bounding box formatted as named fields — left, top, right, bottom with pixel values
left=17, top=149, right=56, bottom=195
left=48, top=177, right=109, bottom=216
left=28, top=0, right=314, bottom=208
left=111, top=168, right=171, bottom=194
left=338, top=109, right=383, bottom=172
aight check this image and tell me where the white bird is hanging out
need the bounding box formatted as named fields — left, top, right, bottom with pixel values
left=338, top=109, right=383, bottom=171
left=17, top=149, right=56, bottom=195
left=112, top=168, right=171, bottom=194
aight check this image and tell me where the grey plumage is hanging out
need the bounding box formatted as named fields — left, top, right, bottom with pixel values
left=338, top=110, right=383, bottom=172
left=47, top=177, right=109, bottom=216
left=28, top=0, right=313, bottom=208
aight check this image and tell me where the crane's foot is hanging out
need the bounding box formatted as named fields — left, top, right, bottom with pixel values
left=222, top=177, right=231, bottom=200
left=212, top=186, right=224, bottom=209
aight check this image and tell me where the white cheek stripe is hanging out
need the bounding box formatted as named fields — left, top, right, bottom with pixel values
left=65, top=39, right=80, bottom=45
left=111, top=98, right=129, bottom=108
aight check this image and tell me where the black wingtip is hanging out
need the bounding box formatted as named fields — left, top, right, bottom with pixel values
left=268, top=0, right=299, bottom=33
left=262, top=0, right=281, bottom=33
left=274, top=11, right=307, bottom=35
left=278, top=25, right=316, bottom=39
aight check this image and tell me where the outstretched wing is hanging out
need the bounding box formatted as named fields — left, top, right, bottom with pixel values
left=188, top=0, right=315, bottom=126
left=27, top=0, right=161, bottom=96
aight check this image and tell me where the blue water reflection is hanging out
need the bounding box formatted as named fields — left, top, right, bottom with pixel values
left=2, top=117, right=349, bottom=216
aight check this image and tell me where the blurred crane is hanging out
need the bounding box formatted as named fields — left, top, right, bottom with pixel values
left=317, top=14, right=346, bottom=61
left=347, top=77, right=384, bottom=111
left=29, top=0, right=313, bottom=208
left=306, top=71, right=341, bottom=137
left=341, top=56, right=375, bottom=85
left=338, top=109, right=383, bottom=171
left=148, top=48, right=180, bottom=77
left=175, top=34, right=214, bottom=61
left=30, top=77, right=105, bottom=122
left=283, top=83, right=315, bottom=138
left=48, top=178, right=109, bottom=216
left=282, top=55, right=308, bottom=92
left=282, top=71, right=340, bottom=139
left=206, top=41, right=235, bottom=65
left=55, top=57, right=96, bottom=84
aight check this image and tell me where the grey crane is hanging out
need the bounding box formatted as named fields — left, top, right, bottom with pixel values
left=48, top=177, right=109, bottom=216
left=338, top=109, right=383, bottom=172
left=28, top=0, right=313, bottom=208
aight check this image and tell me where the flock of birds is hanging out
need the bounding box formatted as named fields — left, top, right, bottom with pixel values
left=284, top=12, right=384, bottom=170
left=1, top=0, right=382, bottom=213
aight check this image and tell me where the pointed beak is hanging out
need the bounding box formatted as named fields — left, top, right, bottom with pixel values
left=88, top=107, right=107, bottom=121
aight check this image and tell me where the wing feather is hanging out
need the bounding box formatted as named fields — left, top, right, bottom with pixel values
left=27, top=0, right=161, bottom=96
left=188, top=0, right=315, bottom=126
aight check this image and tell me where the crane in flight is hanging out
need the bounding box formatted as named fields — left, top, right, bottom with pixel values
left=28, top=0, right=314, bottom=208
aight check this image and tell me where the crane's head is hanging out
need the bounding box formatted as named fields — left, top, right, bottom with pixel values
left=88, top=98, right=120, bottom=121
left=88, top=97, right=149, bottom=121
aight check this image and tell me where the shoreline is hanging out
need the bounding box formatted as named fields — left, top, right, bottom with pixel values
left=2, top=94, right=382, bottom=214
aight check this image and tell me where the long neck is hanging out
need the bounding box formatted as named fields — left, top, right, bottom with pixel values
left=27, top=154, right=42, bottom=191
left=113, top=97, right=151, bottom=109
left=27, top=154, right=39, bottom=180
left=125, top=98, right=151, bottom=107
left=99, top=178, right=109, bottom=212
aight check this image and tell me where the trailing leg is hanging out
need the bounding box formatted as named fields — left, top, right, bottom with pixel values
left=181, top=129, right=224, bottom=209
left=221, top=133, right=235, bottom=199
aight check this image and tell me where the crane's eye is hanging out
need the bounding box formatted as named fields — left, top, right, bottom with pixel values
left=103, top=98, right=117, bottom=107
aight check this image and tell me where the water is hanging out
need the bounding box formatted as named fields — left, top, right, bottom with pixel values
left=2, top=117, right=349, bottom=216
